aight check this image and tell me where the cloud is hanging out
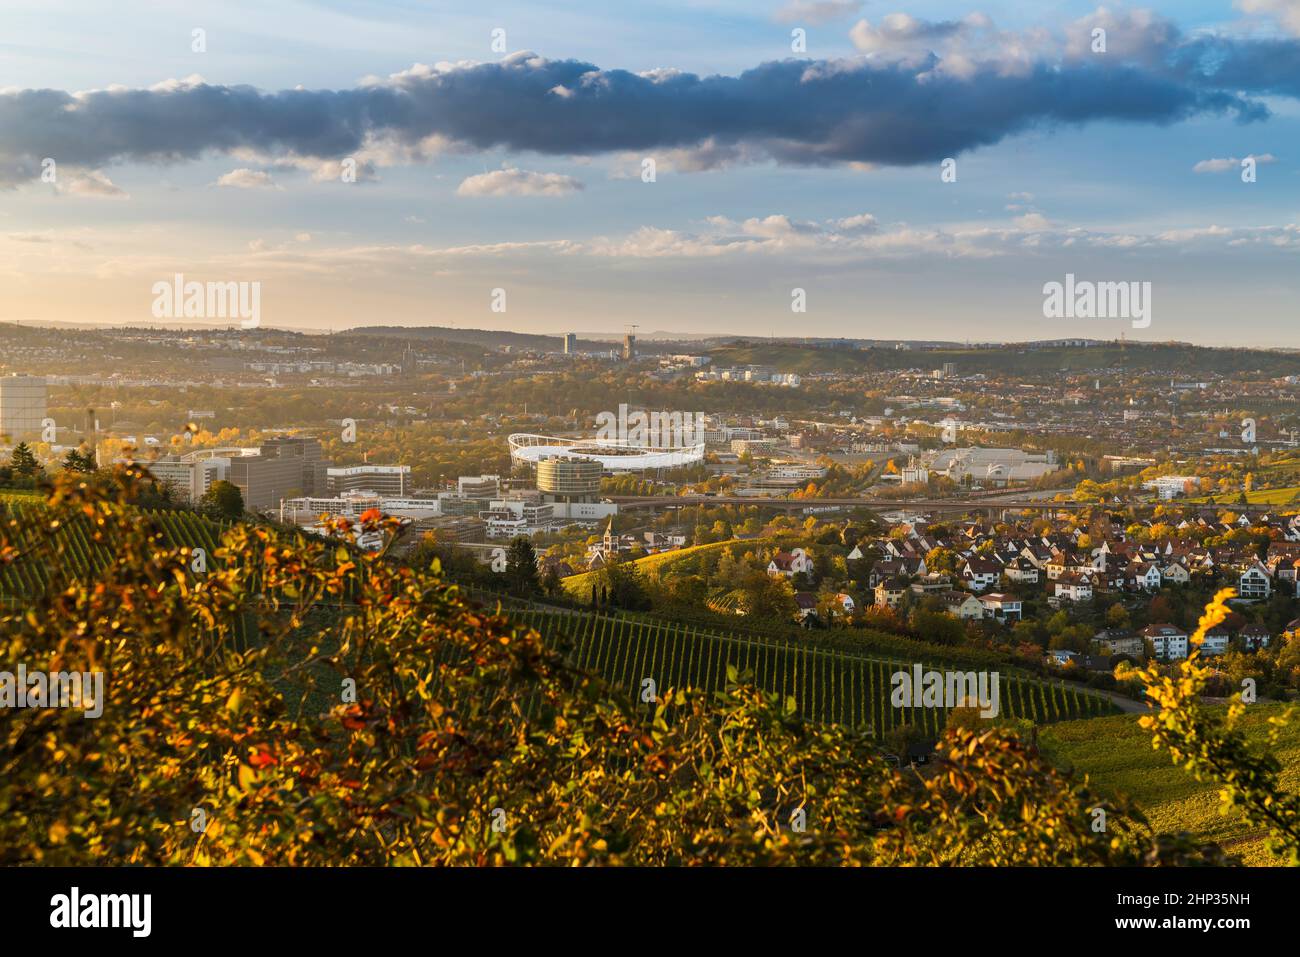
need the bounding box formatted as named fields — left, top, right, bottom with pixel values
left=1014, top=212, right=1053, bottom=231
left=1193, top=153, right=1278, bottom=172
left=1237, top=0, right=1300, bottom=36
left=849, top=13, right=973, bottom=55
left=456, top=166, right=583, bottom=197
left=215, top=168, right=280, bottom=189
left=62, top=169, right=128, bottom=199
left=0, top=21, right=1295, bottom=183
left=7, top=231, right=94, bottom=250
left=774, top=0, right=864, bottom=25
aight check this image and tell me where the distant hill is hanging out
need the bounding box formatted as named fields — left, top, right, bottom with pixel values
left=352, top=325, right=666, bottom=354
left=708, top=341, right=1300, bottom=377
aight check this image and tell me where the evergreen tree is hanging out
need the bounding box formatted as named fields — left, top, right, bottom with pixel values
left=504, top=536, right=539, bottom=595
left=9, top=442, right=41, bottom=477
left=61, top=448, right=97, bottom=473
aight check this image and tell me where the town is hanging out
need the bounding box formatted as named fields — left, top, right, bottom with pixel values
left=4, top=323, right=1300, bottom=709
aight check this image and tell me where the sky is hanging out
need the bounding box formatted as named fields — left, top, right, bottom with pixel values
left=3, top=0, right=1300, bottom=346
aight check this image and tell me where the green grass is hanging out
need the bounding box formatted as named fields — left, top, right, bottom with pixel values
left=1184, top=486, right=1300, bottom=506
left=1041, top=705, right=1300, bottom=866
left=561, top=536, right=778, bottom=595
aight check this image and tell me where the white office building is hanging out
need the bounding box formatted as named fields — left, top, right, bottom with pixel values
left=147, top=456, right=224, bottom=503
left=327, top=465, right=410, bottom=497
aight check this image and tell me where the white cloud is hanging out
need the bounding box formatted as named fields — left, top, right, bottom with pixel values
left=215, top=168, right=280, bottom=189
left=1014, top=212, right=1053, bottom=230
left=1193, top=153, right=1278, bottom=173
left=63, top=169, right=128, bottom=199
left=456, top=166, right=583, bottom=197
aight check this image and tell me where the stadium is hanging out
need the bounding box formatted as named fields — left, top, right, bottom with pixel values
left=508, top=433, right=706, bottom=471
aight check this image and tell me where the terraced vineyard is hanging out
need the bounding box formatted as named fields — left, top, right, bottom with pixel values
left=510, top=605, right=1117, bottom=737
left=0, top=498, right=225, bottom=599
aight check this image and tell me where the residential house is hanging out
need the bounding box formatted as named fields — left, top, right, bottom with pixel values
left=1238, top=560, right=1272, bottom=600
left=909, top=572, right=954, bottom=595
left=961, top=556, right=1001, bottom=592
left=1093, top=628, right=1144, bottom=657
left=978, top=592, right=1022, bottom=622
left=1127, top=562, right=1163, bottom=593
left=869, top=555, right=926, bottom=588
left=793, top=592, right=818, bottom=622
left=1200, top=626, right=1230, bottom=656
left=1053, top=572, right=1094, bottom=603
left=768, top=548, right=813, bottom=580
left=1142, top=623, right=1189, bottom=660
left=1160, top=562, right=1190, bottom=586
left=938, top=590, right=985, bottom=620
left=1240, top=624, right=1273, bottom=651
left=874, top=577, right=909, bottom=609
left=1004, top=555, right=1040, bottom=585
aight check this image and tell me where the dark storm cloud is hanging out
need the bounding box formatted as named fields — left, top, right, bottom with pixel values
left=1176, top=36, right=1300, bottom=99
left=0, top=38, right=1293, bottom=183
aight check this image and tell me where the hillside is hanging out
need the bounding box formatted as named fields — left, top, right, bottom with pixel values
left=1041, top=705, right=1300, bottom=866
left=511, top=604, right=1117, bottom=736
left=352, top=325, right=624, bottom=354
left=561, top=537, right=780, bottom=596
left=0, top=495, right=226, bottom=599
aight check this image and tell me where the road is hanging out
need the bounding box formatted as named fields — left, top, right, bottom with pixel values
left=608, top=492, right=1277, bottom=514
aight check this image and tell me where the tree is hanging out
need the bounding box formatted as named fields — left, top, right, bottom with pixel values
left=739, top=570, right=797, bottom=622
left=917, top=609, right=967, bottom=645
left=9, top=442, right=40, bottom=478
left=1138, top=589, right=1300, bottom=864
left=504, top=536, right=540, bottom=595
left=61, top=448, right=97, bottom=473
left=600, top=561, right=651, bottom=610
left=197, top=479, right=244, bottom=520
